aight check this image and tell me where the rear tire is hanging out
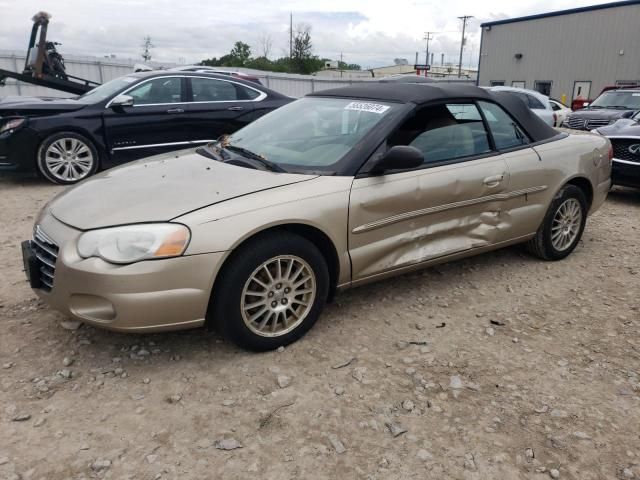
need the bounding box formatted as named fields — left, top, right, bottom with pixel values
left=526, top=184, right=587, bottom=261
left=209, top=231, right=329, bottom=351
left=37, top=132, right=98, bottom=185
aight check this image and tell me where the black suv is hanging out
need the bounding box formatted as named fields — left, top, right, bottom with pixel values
left=593, top=112, right=640, bottom=188
left=564, top=89, right=640, bottom=131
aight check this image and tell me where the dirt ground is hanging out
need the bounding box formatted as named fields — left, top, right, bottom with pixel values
left=0, top=176, right=639, bottom=480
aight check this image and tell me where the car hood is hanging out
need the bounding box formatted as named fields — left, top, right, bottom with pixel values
left=570, top=108, right=632, bottom=120
left=595, top=119, right=640, bottom=136
left=0, top=96, right=86, bottom=115
left=49, top=149, right=319, bottom=230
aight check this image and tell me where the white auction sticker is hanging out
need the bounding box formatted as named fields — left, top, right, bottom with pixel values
left=344, top=102, right=390, bottom=114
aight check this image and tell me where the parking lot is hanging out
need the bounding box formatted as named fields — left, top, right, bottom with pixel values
left=0, top=176, right=637, bottom=479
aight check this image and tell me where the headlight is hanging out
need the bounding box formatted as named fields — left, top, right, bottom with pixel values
left=0, top=118, right=25, bottom=134
left=77, top=223, right=190, bottom=264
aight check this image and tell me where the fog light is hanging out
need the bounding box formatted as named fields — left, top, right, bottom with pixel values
left=69, top=294, right=116, bottom=322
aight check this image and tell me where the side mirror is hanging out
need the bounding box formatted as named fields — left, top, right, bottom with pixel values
left=372, top=146, right=424, bottom=173
left=109, top=94, right=134, bottom=109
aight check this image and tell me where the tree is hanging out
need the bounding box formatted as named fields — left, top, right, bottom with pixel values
left=291, top=25, right=314, bottom=74
left=229, top=41, right=251, bottom=67
left=200, top=32, right=340, bottom=74
left=257, top=33, right=273, bottom=59
left=338, top=61, right=362, bottom=71
left=141, top=36, right=154, bottom=61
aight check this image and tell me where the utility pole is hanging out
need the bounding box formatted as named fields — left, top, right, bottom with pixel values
left=423, top=31, right=434, bottom=65
left=423, top=31, right=435, bottom=78
left=289, top=12, right=293, bottom=73
left=457, top=16, right=472, bottom=78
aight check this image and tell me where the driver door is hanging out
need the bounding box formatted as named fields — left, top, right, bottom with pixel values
left=348, top=102, right=511, bottom=282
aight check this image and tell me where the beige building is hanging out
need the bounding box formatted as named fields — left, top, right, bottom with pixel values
left=478, top=0, right=640, bottom=103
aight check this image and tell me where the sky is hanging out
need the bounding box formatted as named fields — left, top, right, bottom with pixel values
left=0, top=0, right=604, bottom=69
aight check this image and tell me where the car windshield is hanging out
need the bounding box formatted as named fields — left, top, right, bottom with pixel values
left=589, top=91, right=640, bottom=109
left=221, top=97, right=398, bottom=173
left=75, top=76, right=140, bottom=104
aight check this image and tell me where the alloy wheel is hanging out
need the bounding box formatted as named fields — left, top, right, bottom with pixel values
left=44, top=138, right=95, bottom=182
left=551, top=198, right=583, bottom=251
left=241, top=255, right=316, bottom=337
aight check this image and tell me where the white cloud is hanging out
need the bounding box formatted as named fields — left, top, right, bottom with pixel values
left=0, top=0, right=600, bottom=67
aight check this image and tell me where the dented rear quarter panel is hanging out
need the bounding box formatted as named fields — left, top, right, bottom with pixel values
left=530, top=132, right=611, bottom=213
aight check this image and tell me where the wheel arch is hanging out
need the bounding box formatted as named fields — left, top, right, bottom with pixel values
left=205, top=222, right=342, bottom=328
left=563, top=176, right=594, bottom=210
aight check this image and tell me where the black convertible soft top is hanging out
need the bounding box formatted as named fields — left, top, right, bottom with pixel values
left=309, top=83, right=559, bottom=143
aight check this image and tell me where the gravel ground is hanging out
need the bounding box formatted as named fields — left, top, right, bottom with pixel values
left=1, top=176, right=639, bottom=480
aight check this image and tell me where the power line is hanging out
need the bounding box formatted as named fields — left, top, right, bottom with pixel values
left=457, top=16, right=473, bottom=78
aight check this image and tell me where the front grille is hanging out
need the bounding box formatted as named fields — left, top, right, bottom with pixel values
left=567, top=117, right=587, bottom=129
left=32, top=226, right=59, bottom=291
left=585, top=119, right=611, bottom=129
left=611, top=138, right=640, bottom=164
left=566, top=117, right=612, bottom=130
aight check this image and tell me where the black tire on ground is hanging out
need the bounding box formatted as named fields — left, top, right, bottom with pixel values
left=209, top=231, right=330, bottom=351
left=37, top=132, right=99, bottom=185
left=526, top=184, right=588, bottom=261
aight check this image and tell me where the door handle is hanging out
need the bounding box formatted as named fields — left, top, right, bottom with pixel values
left=166, top=108, right=184, bottom=114
left=227, top=106, right=244, bottom=111
left=483, top=174, right=504, bottom=186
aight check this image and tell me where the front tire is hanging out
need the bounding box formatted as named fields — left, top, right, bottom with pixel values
left=210, top=231, right=330, bottom=351
left=37, top=132, right=98, bottom=184
left=526, top=184, right=588, bottom=261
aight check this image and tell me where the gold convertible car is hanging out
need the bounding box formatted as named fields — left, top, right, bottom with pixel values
left=22, top=84, right=612, bottom=350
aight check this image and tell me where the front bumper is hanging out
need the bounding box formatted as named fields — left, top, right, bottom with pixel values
left=0, top=127, right=41, bottom=173
left=26, top=212, right=226, bottom=332
left=612, top=158, right=640, bottom=188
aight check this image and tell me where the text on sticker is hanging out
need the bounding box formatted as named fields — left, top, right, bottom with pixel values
left=345, top=102, right=390, bottom=114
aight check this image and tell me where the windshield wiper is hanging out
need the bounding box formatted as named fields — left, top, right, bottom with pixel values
left=224, top=145, right=287, bottom=173
left=196, top=145, right=224, bottom=161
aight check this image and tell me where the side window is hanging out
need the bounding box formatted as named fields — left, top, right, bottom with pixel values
left=389, top=103, right=491, bottom=165
left=551, top=102, right=561, bottom=111
left=191, top=78, right=238, bottom=101
left=478, top=101, right=530, bottom=150
left=127, top=77, right=182, bottom=105
left=236, top=84, right=261, bottom=100
left=527, top=94, right=545, bottom=110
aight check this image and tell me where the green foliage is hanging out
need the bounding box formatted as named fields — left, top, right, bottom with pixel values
left=338, top=61, right=361, bottom=71
left=229, top=41, right=251, bottom=66
left=200, top=31, right=361, bottom=75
